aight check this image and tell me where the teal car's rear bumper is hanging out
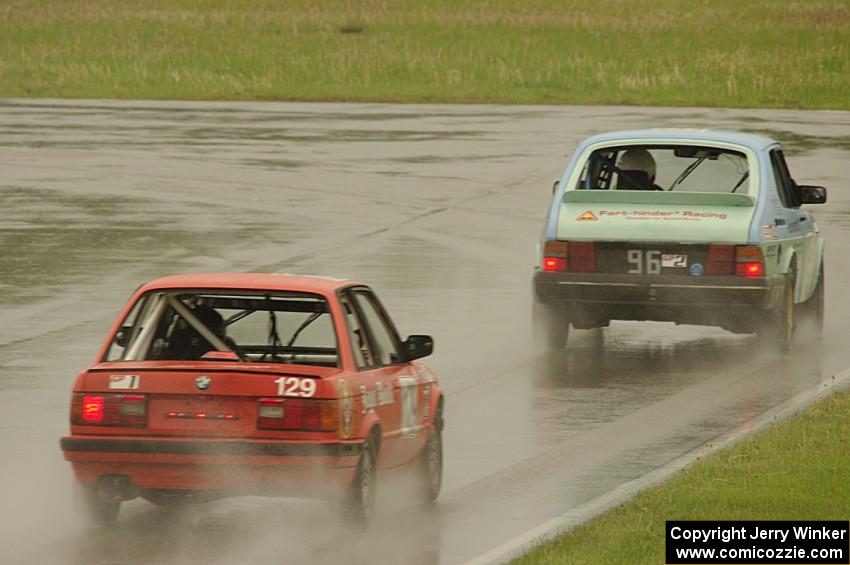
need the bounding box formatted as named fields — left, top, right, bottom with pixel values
left=533, top=270, right=786, bottom=332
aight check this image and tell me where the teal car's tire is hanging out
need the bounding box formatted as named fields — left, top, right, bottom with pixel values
left=758, top=268, right=796, bottom=353
left=796, top=261, right=824, bottom=341
left=533, top=301, right=569, bottom=350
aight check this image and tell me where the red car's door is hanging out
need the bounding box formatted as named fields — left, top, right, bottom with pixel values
left=339, top=289, right=426, bottom=468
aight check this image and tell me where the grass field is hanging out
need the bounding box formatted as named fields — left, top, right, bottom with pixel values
left=2, top=0, right=849, bottom=108
left=511, top=388, right=850, bottom=565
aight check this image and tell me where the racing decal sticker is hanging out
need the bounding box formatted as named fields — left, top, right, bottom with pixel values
left=598, top=210, right=728, bottom=220
left=761, top=224, right=780, bottom=240
left=413, top=364, right=437, bottom=384
left=576, top=210, right=597, bottom=221
left=109, top=374, right=140, bottom=389
left=376, top=381, right=394, bottom=406
left=398, top=376, right=418, bottom=437
left=422, top=384, right=431, bottom=419
left=360, top=384, right=377, bottom=414
left=338, top=380, right=353, bottom=439
left=274, top=376, right=316, bottom=397
left=661, top=254, right=687, bottom=268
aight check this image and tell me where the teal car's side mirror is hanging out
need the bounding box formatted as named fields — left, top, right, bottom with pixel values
left=799, top=185, right=826, bottom=204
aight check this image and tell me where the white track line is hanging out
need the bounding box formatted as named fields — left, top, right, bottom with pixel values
left=462, top=366, right=850, bottom=565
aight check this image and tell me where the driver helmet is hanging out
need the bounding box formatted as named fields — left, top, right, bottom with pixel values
left=193, top=306, right=226, bottom=339
left=617, top=148, right=657, bottom=180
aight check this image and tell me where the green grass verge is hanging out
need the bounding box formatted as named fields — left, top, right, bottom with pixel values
left=511, top=389, right=850, bottom=565
left=2, top=0, right=849, bottom=109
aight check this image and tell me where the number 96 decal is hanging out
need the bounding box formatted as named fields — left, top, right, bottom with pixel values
left=274, top=377, right=317, bottom=397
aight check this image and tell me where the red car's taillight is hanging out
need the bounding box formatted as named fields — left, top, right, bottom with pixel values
left=71, top=393, right=147, bottom=427
left=257, top=398, right=337, bottom=432
left=81, top=395, right=104, bottom=423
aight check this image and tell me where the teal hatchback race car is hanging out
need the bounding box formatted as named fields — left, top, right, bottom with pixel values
left=533, top=129, right=826, bottom=350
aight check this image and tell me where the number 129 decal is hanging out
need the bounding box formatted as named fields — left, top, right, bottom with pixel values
left=274, top=377, right=317, bottom=397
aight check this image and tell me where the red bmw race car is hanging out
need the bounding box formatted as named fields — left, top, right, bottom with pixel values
left=60, top=273, right=444, bottom=524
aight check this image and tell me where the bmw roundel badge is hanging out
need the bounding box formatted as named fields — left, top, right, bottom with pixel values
left=195, top=376, right=212, bottom=391
left=689, top=262, right=704, bottom=276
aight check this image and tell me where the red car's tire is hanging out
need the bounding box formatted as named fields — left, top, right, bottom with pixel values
left=76, top=483, right=121, bottom=525
left=342, top=432, right=378, bottom=525
left=417, top=417, right=443, bottom=504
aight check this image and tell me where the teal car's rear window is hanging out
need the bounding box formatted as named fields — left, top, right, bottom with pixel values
left=576, top=145, right=750, bottom=194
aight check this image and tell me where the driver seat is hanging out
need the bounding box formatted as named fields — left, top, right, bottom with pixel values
left=616, top=170, right=653, bottom=190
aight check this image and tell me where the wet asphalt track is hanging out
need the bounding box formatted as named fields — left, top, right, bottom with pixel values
left=2, top=100, right=850, bottom=564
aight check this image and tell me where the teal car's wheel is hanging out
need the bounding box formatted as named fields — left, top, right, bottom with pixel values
left=758, top=267, right=796, bottom=353
left=533, top=300, right=569, bottom=350
left=796, top=261, right=824, bottom=340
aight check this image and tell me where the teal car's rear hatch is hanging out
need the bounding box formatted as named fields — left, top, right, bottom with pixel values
left=556, top=191, right=756, bottom=245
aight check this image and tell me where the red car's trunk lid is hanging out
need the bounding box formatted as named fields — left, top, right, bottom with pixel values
left=79, top=363, right=339, bottom=438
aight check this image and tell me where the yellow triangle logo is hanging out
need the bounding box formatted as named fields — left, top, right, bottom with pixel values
left=576, top=210, right=597, bottom=221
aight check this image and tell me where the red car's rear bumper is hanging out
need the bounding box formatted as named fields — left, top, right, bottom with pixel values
left=61, top=435, right=362, bottom=493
